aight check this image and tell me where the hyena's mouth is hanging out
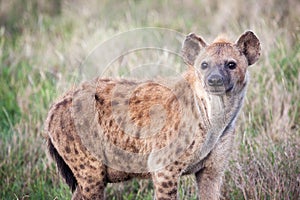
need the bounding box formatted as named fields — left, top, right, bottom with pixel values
left=205, top=86, right=226, bottom=95
left=205, top=84, right=234, bottom=95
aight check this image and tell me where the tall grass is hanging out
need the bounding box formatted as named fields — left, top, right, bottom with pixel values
left=0, top=0, right=299, bottom=199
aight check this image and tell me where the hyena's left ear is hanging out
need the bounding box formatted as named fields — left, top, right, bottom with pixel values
left=182, top=33, right=207, bottom=66
left=236, top=31, right=261, bottom=66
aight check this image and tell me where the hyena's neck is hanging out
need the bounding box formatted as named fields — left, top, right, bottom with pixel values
left=182, top=70, right=247, bottom=128
left=178, top=70, right=247, bottom=160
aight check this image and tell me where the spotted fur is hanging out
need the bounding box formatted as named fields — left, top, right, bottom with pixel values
left=45, top=31, right=260, bottom=200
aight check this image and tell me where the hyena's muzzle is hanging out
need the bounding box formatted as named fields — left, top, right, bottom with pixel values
left=204, top=63, right=234, bottom=95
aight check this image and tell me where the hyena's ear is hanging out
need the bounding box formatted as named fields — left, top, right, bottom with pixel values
left=182, top=33, right=207, bottom=66
left=236, top=31, right=261, bottom=66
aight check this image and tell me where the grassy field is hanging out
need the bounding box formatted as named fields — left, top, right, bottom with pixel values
left=0, top=0, right=299, bottom=199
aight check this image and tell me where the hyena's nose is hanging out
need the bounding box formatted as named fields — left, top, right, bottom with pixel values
left=208, top=74, right=223, bottom=86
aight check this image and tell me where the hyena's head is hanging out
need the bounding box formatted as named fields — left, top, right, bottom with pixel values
left=182, top=31, right=261, bottom=95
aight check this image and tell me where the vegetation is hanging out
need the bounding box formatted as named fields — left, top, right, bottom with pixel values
left=0, top=0, right=299, bottom=199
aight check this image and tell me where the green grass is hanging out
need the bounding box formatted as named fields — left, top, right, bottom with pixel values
left=0, top=0, right=299, bottom=199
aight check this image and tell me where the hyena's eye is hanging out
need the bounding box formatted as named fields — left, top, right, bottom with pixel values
left=227, top=61, right=237, bottom=70
left=201, top=62, right=208, bottom=70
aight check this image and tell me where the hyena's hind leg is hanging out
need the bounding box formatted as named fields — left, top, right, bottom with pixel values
left=68, top=148, right=107, bottom=200
left=69, top=156, right=106, bottom=200
left=71, top=180, right=105, bottom=200
left=47, top=136, right=106, bottom=200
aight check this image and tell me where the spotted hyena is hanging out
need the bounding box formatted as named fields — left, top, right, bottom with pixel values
left=45, top=31, right=261, bottom=199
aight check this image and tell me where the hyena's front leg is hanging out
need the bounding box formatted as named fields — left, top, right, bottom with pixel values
left=152, top=163, right=183, bottom=200
left=195, top=167, right=223, bottom=200
left=195, top=129, right=235, bottom=200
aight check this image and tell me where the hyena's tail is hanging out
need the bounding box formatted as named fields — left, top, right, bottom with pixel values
left=47, top=137, right=77, bottom=192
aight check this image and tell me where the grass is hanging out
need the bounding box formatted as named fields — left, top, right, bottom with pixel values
left=0, top=0, right=299, bottom=199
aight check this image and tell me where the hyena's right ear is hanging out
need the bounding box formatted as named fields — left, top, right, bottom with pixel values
left=182, top=33, right=207, bottom=66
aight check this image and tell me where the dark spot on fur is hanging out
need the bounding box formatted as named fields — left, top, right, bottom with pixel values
left=63, top=155, right=69, bottom=161
left=106, top=134, right=110, bottom=141
left=174, top=122, right=179, bottom=131
left=67, top=134, right=74, bottom=141
left=138, top=113, right=143, bottom=119
left=60, top=118, right=65, bottom=130
left=95, top=94, right=104, bottom=105
left=113, top=138, right=117, bottom=145
left=174, top=161, right=179, bottom=165
left=74, top=149, right=79, bottom=155
left=168, top=181, right=173, bottom=187
left=183, top=96, right=189, bottom=105
left=98, top=185, right=104, bottom=190
left=175, top=147, right=183, bottom=155
left=135, top=131, right=141, bottom=137
left=75, top=101, right=82, bottom=112
left=198, top=123, right=204, bottom=130
left=96, top=181, right=102, bottom=186
left=162, top=182, right=169, bottom=188
left=190, top=140, right=195, bottom=149
left=158, top=188, right=164, bottom=193
left=109, top=120, right=113, bottom=127
left=47, top=114, right=54, bottom=130
left=56, top=98, right=71, bottom=108
left=65, top=146, right=71, bottom=153
left=93, top=131, right=98, bottom=138
left=167, top=188, right=177, bottom=196
left=116, top=117, right=122, bottom=124
left=85, top=187, right=90, bottom=192
left=89, top=165, right=97, bottom=170
left=80, top=164, right=85, bottom=169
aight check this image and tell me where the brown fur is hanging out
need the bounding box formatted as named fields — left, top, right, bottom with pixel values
left=45, top=31, right=261, bottom=199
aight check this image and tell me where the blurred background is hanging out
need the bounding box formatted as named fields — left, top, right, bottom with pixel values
left=0, top=0, right=299, bottom=199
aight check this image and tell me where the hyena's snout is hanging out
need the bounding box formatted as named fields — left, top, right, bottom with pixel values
left=204, top=69, right=230, bottom=95
left=207, top=73, right=224, bottom=87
